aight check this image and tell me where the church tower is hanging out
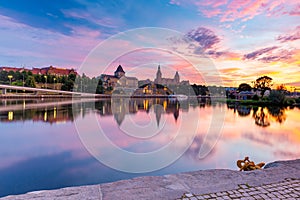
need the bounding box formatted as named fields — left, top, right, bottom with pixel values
left=174, top=71, right=180, bottom=84
left=114, top=65, right=125, bottom=78
left=155, top=65, right=162, bottom=84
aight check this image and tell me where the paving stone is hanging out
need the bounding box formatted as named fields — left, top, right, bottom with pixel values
left=240, top=185, right=249, bottom=189
left=210, top=194, right=217, bottom=198
left=185, top=193, right=194, bottom=198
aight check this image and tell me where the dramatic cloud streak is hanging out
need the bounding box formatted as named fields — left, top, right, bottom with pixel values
left=277, top=26, right=300, bottom=42
left=206, top=50, right=241, bottom=60
left=243, top=46, right=299, bottom=64
left=186, top=27, right=220, bottom=50
left=244, top=46, right=278, bottom=60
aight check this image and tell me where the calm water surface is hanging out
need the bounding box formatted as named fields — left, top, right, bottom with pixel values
left=0, top=98, right=299, bottom=197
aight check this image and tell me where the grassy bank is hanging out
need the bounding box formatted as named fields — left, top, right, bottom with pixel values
left=225, top=96, right=300, bottom=106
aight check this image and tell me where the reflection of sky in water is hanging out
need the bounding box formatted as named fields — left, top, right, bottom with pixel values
left=0, top=99, right=299, bottom=197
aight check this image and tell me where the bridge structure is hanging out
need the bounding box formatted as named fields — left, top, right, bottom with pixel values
left=0, top=84, right=109, bottom=98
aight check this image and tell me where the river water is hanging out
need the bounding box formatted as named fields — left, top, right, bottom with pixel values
left=0, top=98, right=299, bottom=197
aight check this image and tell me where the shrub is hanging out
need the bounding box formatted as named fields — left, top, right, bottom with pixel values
left=284, top=98, right=296, bottom=105
left=295, top=98, right=300, bottom=104
left=252, top=94, right=259, bottom=101
left=268, top=90, right=286, bottom=105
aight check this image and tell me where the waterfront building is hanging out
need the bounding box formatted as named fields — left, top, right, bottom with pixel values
left=0, top=66, right=77, bottom=76
left=100, top=65, right=138, bottom=90
left=0, top=66, right=29, bottom=73
left=154, top=65, right=189, bottom=86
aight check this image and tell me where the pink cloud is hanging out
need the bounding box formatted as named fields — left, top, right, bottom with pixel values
left=220, top=0, right=269, bottom=22
left=288, top=4, right=300, bottom=16
left=201, top=9, right=222, bottom=18
left=195, top=0, right=228, bottom=8
left=186, top=27, right=220, bottom=50
left=244, top=46, right=278, bottom=60
left=243, top=45, right=299, bottom=64
left=171, top=0, right=300, bottom=22
left=207, top=50, right=241, bottom=60
left=277, top=26, right=300, bottom=42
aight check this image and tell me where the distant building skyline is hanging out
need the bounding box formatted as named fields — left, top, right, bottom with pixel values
left=0, top=66, right=77, bottom=76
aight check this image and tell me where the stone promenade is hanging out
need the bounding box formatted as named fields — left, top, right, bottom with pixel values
left=1, top=159, right=300, bottom=200
left=179, top=178, right=300, bottom=199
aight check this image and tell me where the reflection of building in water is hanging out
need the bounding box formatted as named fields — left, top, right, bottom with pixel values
left=237, top=106, right=251, bottom=117
left=111, top=98, right=138, bottom=126
left=100, top=65, right=138, bottom=90
left=96, top=98, right=181, bottom=126
left=0, top=103, right=84, bottom=124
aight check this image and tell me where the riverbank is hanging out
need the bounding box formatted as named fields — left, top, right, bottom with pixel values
left=226, top=98, right=300, bottom=106
left=1, top=159, right=299, bottom=200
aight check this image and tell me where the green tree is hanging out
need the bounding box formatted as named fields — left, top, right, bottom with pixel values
left=34, top=74, right=42, bottom=83
left=15, top=71, right=22, bottom=80
left=268, top=90, right=286, bottom=105
left=25, top=76, right=36, bottom=88
left=238, top=83, right=252, bottom=92
left=0, top=71, right=8, bottom=83
left=68, top=74, right=76, bottom=82
left=61, top=76, right=67, bottom=84
left=254, top=76, right=273, bottom=97
left=21, top=71, right=28, bottom=83
left=96, top=79, right=104, bottom=94
left=61, top=80, right=74, bottom=91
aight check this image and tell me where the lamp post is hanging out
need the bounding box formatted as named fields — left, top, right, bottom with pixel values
left=44, top=75, right=47, bottom=89
left=53, top=77, right=56, bottom=90
left=163, top=86, right=167, bottom=95
left=8, top=75, right=13, bottom=93
left=21, top=73, right=24, bottom=86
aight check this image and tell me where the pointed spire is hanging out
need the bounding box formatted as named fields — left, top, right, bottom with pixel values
left=115, top=65, right=125, bottom=73
left=174, top=70, right=180, bottom=83
left=156, top=64, right=162, bottom=78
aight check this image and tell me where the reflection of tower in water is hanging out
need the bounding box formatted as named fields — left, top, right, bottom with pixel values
left=111, top=98, right=139, bottom=126
left=153, top=104, right=163, bottom=127
left=103, top=98, right=182, bottom=126
left=152, top=99, right=180, bottom=126
left=111, top=98, right=127, bottom=126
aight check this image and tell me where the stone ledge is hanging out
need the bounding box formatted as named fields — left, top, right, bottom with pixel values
left=1, top=159, right=299, bottom=200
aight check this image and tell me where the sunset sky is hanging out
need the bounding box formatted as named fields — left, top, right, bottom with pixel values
left=0, top=0, right=299, bottom=87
